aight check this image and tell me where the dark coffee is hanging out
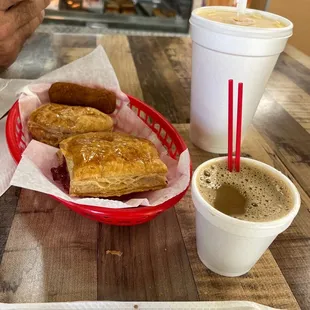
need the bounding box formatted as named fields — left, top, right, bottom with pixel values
left=196, top=159, right=294, bottom=222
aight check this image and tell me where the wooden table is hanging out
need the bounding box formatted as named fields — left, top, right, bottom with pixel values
left=0, top=33, right=310, bottom=310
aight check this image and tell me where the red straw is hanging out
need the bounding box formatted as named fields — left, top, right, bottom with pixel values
left=227, top=79, right=234, bottom=172
left=235, top=82, right=243, bottom=172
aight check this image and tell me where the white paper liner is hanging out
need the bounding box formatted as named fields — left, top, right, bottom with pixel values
left=8, top=46, right=190, bottom=208
left=0, top=117, right=17, bottom=196
left=0, top=301, right=279, bottom=310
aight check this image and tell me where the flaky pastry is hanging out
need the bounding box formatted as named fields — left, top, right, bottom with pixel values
left=56, top=132, right=168, bottom=197
left=28, top=103, right=113, bottom=147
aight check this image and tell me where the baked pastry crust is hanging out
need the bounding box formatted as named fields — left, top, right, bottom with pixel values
left=58, top=132, right=168, bottom=197
left=28, top=103, right=113, bottom=147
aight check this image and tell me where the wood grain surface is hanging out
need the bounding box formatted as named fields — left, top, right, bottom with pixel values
left=0, top=190, right=98, bottom=303
left=0, top=34, right=310, bottom=309
left=128, top=36, right=190, bottom=123
left=0, top=187, right=20, bottom=262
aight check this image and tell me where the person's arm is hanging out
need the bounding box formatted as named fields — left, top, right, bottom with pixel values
left=0, top=0, right=50, bottom=70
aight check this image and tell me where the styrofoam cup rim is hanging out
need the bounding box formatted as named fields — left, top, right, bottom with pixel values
left=190, top=6, right=293, bottom=39
left=192, top=157, right=301, bottom=230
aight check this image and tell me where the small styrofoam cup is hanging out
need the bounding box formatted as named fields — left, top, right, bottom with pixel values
left=191, top=157, right=300, bottom=277
left=189, top=7, right=293, bottom=153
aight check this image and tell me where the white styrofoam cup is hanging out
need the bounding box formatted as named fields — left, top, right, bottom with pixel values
left=191, top=157, right=300, bottom=277
left=189, top=7, right=293, bottom=153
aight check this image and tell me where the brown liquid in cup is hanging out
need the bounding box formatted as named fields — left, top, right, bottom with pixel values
left=196, top=160, right=293, bottom=222
left=196, top=9, right=286, bottom=28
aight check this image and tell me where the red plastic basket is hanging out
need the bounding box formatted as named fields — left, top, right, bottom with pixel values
left=6, top=95, right=191, bottom=226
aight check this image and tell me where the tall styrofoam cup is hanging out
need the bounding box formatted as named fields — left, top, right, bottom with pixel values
left=191, top=157, right=300, bottom=277
left=189, top=7, right=293, bottom=153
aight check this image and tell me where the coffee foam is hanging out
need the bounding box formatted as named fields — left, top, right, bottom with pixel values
left=197, top=160, right=294, bottom=222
